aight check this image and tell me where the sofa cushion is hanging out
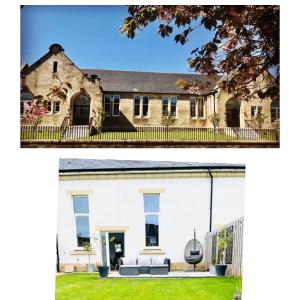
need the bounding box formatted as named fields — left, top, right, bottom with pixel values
left=137, top=256, right=151, bottom=266
left=151, top=257, right=165, bottom=265
left=121, top=257, right=136, bottom=265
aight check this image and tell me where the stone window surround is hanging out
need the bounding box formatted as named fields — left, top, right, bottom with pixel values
left=133, top=95, right=149, bottom=118
left=162, top=95, right=178, bottom=117
left=104, top=94, right=120, bottom=116
left=190, top=96, right=206, bottom=119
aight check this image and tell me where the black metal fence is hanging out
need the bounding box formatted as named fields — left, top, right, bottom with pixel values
left=20, top=125, right=279, bottom=142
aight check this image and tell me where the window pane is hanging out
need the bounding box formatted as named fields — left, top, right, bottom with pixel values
left=251, top=106, right=256, bottom=118
left=142, top=96, right=149, bottom=116
left=145, top=215, right=159, bottom=246
left=104, top=95, right=111, bottom=114
left=190, top=97, right=196, bottom=117
left=54, top=102, right=60, bottom=113
left=134, top=96, right=140, bottom=116
left=170, top=96, right=177, bottom=115
left=198, top=98, right=204, bottom=118
left=20, top=102, right=24, bottom=114
left=144, top=194, right=159, bottom=212
left=47, top=101, right=52, bottom=113
left=73, top=196, right=89, bottom=213
left=162, top=96, right=168, bottom=114
left=113, top=95, right=120, bottom=115
left=75, top=216, right=90, bottom=246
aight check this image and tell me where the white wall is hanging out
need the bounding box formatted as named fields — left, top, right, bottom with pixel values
left=57, top=174, right=244, bottom=264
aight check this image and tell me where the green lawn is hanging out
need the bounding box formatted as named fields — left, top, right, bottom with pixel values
left=55, top=273, right=240, bottom=300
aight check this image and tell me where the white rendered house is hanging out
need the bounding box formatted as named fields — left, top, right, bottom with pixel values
left=57, top=159, right=245, bottom=272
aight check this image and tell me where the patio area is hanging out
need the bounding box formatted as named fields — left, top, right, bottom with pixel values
left=106, top=270, right=216, bottom=278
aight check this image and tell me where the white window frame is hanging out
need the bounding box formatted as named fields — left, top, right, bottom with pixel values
left=133, top=95, right=149, bottom=117
left=72, top=195, right=90, bottom=249
left=162, top=95, right=177, bottom=117
left=144, top=193, right=160, bottom=249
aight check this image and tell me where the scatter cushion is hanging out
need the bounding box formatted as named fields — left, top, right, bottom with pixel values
left=190, top=250, right=200, bottom=255
left=137, top=256, right=151, bottom=266
left=121, top=257, right=136, bottom=265
left=151, top=257, right=165, bottom=265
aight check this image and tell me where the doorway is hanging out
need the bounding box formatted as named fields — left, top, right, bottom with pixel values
left=72, top=94, right=90, bottom=125
left=226, top=99, right=240, bottom=127
left=108, top=232, right=125, bottom=270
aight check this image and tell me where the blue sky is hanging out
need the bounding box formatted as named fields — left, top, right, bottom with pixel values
left=21, top=5, right=214, bottom=73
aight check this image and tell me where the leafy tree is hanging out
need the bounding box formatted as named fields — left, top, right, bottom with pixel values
left=21, top=75, right=72, bottom=125
left=120, top=5, right=279, bottom=101
left=208, top=112, right=220, bottom=130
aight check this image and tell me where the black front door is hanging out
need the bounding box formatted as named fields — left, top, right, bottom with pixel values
left=73, top=104, right=90, bottom=125
left=226, top=100, right=240, bottom=127
left=109, top=232, right=125, bottom=270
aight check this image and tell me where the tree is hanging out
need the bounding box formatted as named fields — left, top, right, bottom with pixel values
left=21, top=75, right=72, bottom=125
left=120, top=5, right=279, bottom=101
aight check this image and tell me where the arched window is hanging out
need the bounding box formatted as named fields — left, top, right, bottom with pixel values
left=271, top=100, right=280, bottom=123
left=20, top=92, right=33, bottom=115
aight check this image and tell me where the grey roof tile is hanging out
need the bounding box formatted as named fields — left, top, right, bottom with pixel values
left=81, top=69, right=220, bottom=94
left=59, top=158, right=245, bottom=172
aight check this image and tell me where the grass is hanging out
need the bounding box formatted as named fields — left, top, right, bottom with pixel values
left=55, top=273, right=240, bottom=300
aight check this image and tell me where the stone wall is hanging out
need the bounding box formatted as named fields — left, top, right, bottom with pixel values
left=23, top=48, right=102, bottom=126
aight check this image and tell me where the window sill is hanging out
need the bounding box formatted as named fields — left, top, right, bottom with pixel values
left=133, top=116, right=149, bottom=119
left=139, top=249, right=166, bottom=255
left=70, top=250, right=96, bottom=255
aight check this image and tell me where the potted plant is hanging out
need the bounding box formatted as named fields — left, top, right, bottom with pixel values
left=83, top=242, right=94, bottom=272
left=215, top=229, right=232, bottom=276
left=92, top=232, right=109, bottom=278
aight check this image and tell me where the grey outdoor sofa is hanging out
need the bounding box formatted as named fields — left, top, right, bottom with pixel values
left=119, top=257, right=170, bottom=276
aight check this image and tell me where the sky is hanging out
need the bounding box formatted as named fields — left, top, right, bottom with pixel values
left=21, top=5, right=214, bottom=73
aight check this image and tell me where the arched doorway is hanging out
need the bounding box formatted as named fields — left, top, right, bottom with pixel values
left=72, top=94, right=90, bottom=125
left=226, top=99, right=240, bottom=127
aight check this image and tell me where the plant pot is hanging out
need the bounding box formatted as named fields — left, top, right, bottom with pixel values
left=215, top=264, right=227, bottom=276
left=86, top=263, right=94, bottom=272
left=98, top=266, right=109, bottom=278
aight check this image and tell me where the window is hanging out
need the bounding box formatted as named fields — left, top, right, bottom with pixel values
left=162, top=96, right=177, bottom=116
left=113, top=95, right=120, bottom=116
left=73, top=195, right=90, bottom=247
left=46, top=101, right=52, bottom=113
left=104, top=95, right=111, bottom=114
left=53, top=61, right=58, bottom=73
left=134, top=96, right=149, bottom=117
left=54, top=101, right=60, bottom=113
left=198, top=97, right=205, bottom=118
left=142, top=96, right=149, bottom=116
left=190, top=97, right=205, bottom=118
left=251, top=106, right=263, bottom=118
left=162, top=96, right=169, bottom=115
left=190, top=97, right=196, bottom=118
left=20, top=92, right=33, bottom=115
left=271, top=100, right=280, bottom=123
left=170, top=96, right=177, bottom=116
left=144, top=194, right=160, bottom=247
left=104, top=94, right=120, bottom=116
left=134, top=96, right=140, bottom=116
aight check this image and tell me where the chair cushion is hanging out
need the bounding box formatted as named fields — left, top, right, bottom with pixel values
left=137, top=256, right=151, bottom=266
left=151, top=257, right=165, bottom=265
left=121, top=257, right=136, bottom=265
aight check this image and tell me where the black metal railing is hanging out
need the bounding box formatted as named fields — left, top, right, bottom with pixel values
left=20, top=125, right=279, bottom=142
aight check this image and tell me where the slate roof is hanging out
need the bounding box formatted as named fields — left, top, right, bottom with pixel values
left=59, top=159, right=245, bottom=173
left=81, top=69, right=220, bottom=95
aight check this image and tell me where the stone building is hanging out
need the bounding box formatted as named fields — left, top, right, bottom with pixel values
left=21, top=44, right=279, bottom=129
